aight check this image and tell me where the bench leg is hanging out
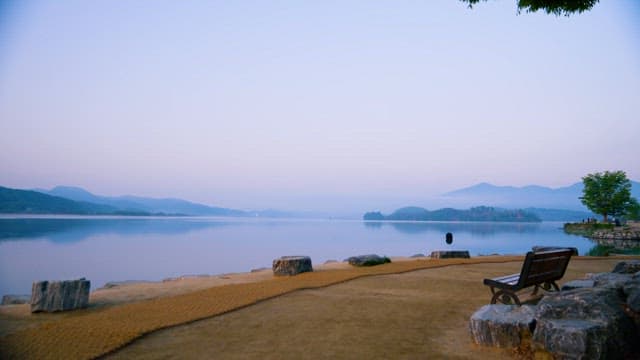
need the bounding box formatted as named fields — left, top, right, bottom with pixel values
left=490, top=290, right=521, bottom=306
left=532, top=281, right=561, bottom=296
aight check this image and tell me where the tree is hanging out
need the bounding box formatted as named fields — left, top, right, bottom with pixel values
left=627, top=198, right=640, bottom=221
left=580, top=170, right=637, bottom=223
left=460, top=0, right=599, bottom=16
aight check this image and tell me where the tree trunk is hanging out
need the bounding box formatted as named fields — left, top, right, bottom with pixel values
left=602, top=214, right=608, bottom=223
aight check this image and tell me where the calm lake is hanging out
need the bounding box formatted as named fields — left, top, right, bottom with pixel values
left=0, top=216, right=596, bottom=296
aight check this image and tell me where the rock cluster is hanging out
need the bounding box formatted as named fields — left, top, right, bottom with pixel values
left=346, top=254, right=391, bottom=266
left=591, top=230, right=640, bottom=240
left=272, top=256, right=313, bottom=276
left=430, top=250, right=470, bottom=259
left=470, top=260, right=640, bottom=359
left=30, top=278, right=90, bottom=313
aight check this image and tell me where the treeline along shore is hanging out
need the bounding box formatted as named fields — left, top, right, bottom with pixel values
left=363, top=206, right=541, bottom=222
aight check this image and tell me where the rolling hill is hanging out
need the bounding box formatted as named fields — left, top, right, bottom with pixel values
left=0, top=186, right=119, bottom=215
left=37, top=186, right=246, bottom=216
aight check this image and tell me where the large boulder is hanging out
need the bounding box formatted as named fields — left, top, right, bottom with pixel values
left=430, top=250, right=470, bottom=259
left=272, top=256, right=313, bottom=276
left=612, top=260, right=640, bottom=274
left=469, top=304, right=536, bottom=348
left=532, top=287, right=637, bottom=359
left=30, top=278, right=90, bottom=313
left=623, top=277, right=640, bottom=313
left=588, top=272, right=633, bottom=290
left=346, top=254, right=391, bottom=267
left=533, top=319, right=608, bottom=359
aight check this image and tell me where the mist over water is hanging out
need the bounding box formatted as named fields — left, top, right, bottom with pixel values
left=0, top=217, right=597, bottom=296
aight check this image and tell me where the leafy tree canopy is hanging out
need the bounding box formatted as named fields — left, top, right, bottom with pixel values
left=580, top=170, right=637, bottom=222
left=461, top=0, right=599, bottom=16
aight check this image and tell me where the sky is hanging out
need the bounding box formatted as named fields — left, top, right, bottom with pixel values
left=0, top=0, right=639, bottom=214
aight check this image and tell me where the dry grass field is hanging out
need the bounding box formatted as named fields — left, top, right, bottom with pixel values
left=0, top=256, right=628, bottom=359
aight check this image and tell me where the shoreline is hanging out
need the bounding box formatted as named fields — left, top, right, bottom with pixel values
left=1, top=255, right=637, bottom=359
left=89, top=255, right=422, bottom=306
left=1, top=256, right=424, bottom=310
left=0, top=251, right=614, bottom=304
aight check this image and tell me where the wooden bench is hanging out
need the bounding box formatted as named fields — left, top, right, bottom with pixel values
left=483, top=248, right=575, bottom=305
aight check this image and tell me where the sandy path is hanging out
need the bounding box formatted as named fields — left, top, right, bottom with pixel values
left=0, top=256, right=627, bottom=359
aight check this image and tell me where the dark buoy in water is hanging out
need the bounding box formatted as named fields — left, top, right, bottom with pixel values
left=445, top=232, right=453, bottom=245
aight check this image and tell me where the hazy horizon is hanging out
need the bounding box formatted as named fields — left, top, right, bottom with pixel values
left=10, top=179, right=635, bottom=216
left=1, top=1, right=639, bottom=214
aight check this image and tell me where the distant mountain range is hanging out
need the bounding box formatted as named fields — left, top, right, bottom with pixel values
left=1, top=180, right=638, bottom=220
left=440, top=181, right=640, bottom=212
left=36, top=186, right=246, bottom=216
left=0, top=187, right=134, bottom=215
left=0, top=185, right=326, bottom=218
left=363, top=180, right=639, bottom=221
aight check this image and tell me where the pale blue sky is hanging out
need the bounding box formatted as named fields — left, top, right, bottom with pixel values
left=0, top=1, right=639, bottom=213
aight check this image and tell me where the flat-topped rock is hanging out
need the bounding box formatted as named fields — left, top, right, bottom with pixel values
left=430, top=250, right=470, bottom=259
left=31, top=278, right=90, bottom=313
left=272, top=256, right=313, bottom=276
left=346, top=254, right=391, bottom=267
left=469, top=304, right=536, bottom=348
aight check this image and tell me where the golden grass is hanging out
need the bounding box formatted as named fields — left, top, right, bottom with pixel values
left=0, top=256, right=623, bottom=359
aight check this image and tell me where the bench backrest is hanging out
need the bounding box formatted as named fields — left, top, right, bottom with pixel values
left=518, top=248, right=574, bottom=288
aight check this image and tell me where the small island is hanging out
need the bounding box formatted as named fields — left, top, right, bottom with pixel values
left=363, top=206, right=541, bottom=222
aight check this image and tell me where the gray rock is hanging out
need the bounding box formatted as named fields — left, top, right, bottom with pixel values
left=346, top=254, right=391, bottom=267
left=272, top=256, right=313, bottom=276
left=536, top=287, right=626, bottom=321
left=430, top=250, right=470, bottom=259
left=532, top=319, right=608, bottom=359
left=588, top=272, right=633, bottom=290
left=623, top=278, right=640, bottom=296
left=410, top=253, right=425, bottom=258
left=628, top=290, right=640, bottom=313
left=612, top=260, right=640, bottom=274
left=561, top=279, right=595, bottom=291
left=533, top=287, right=637, bottom=359
left=1, top=294, right=30, bottom=305
left=469, top=304, right=536, bottom=348
left=30, top=278, right=90, bottom=313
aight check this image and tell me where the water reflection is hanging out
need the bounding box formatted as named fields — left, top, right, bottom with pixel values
left=0, top=217, right=598, bottom=297
left=0, top=218, right=230, bottom=243
left=364, top=221, right=543, bottom=236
